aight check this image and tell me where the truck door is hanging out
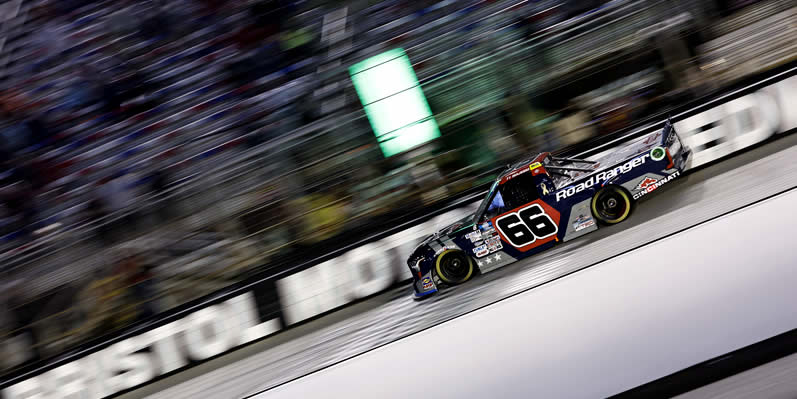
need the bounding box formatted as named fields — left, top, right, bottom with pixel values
left=490, top=170, right=562, bottom=253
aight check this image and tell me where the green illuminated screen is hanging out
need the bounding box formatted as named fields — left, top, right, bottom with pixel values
left=349, top=48, right=440, bottom=157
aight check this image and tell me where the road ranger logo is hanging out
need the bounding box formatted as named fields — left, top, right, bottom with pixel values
left=556, top=154, right=650, bottom=201
left=633, top=171, right=680, bottom=200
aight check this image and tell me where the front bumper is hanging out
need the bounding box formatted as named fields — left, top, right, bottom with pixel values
left=414, top=287, right=438, bottom=299
left=408, top=241, right=441, bottom=299
left=412, top=269, right=438, bottom=299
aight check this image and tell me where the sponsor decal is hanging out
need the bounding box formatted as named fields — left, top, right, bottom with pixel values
left=575, top=220, right=595, bottom=232
left=650, top=146, right=667, bottom=161
left=478, top=221, right=495, bottom=234
left=465, top=230, right=482, bottom=242
left=632, top=171, right=680, bottom=200
left=485, top=236, right=502, bottom=252
left=635, top=176, right=659, bottom=191
left=422, top=277, right=434, bottom=290
left=572, top=214, right=596, bottom=232
left=502, top=166, right=530, bottom=183
left=555, top=154, right=651, bottom=202
left=530, top=162, right=544, bottom=176
left=493, top=201, right=560, bottom=251
left=474, top=245, right=490, bottom=258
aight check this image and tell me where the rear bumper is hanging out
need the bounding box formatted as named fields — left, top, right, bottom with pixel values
left=678, top=146, right=693, bottom=171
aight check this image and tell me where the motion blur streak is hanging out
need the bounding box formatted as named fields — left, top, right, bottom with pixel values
left=0, top=0, right=795, bottom=397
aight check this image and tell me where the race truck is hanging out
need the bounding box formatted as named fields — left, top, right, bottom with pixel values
left=407, top=119, right=691, bottom=299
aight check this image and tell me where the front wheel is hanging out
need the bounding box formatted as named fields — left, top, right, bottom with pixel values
left=435, top=250, right=474, bottom=285
left=591, top=185, right=633, bottom=225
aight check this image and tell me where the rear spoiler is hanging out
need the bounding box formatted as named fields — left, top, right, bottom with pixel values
left=660, top=116, right=677, bottom=146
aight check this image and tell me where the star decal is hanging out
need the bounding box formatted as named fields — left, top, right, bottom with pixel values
left=484, top=257, right=493, bottom=264
left=477, top=260, right=483, bottom=267
left=493, top=254, right=502, bottom=261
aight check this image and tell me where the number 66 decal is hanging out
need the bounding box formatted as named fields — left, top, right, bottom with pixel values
left=495, top=203, right=558, bottom=248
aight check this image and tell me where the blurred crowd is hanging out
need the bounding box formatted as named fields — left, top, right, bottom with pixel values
left=2, top=0, right=796, bottom=375
left=0, top=0, right=322, bottom=242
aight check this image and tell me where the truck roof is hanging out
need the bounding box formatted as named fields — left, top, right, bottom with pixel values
left=497, top=153, right=550, bottom=182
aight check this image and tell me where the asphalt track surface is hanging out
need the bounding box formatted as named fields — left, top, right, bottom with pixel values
left=123, top=133, right=797, bottom=399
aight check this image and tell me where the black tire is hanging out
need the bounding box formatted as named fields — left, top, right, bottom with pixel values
left=591, top=185, right=633, bottom=225
left=434, top=250, right=475, bottom=285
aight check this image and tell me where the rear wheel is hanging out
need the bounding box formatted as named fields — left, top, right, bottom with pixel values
left=435, top=250, right=474, bottom=285
left=591, top=185, right=633, bottom=225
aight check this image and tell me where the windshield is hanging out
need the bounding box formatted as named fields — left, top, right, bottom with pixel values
left=475, top=179, right=501, bottom=222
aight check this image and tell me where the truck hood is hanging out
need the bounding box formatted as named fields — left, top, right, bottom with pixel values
left=409, top=213, right=476, bottom=266
left=436, top=213, right=476, bottom=236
